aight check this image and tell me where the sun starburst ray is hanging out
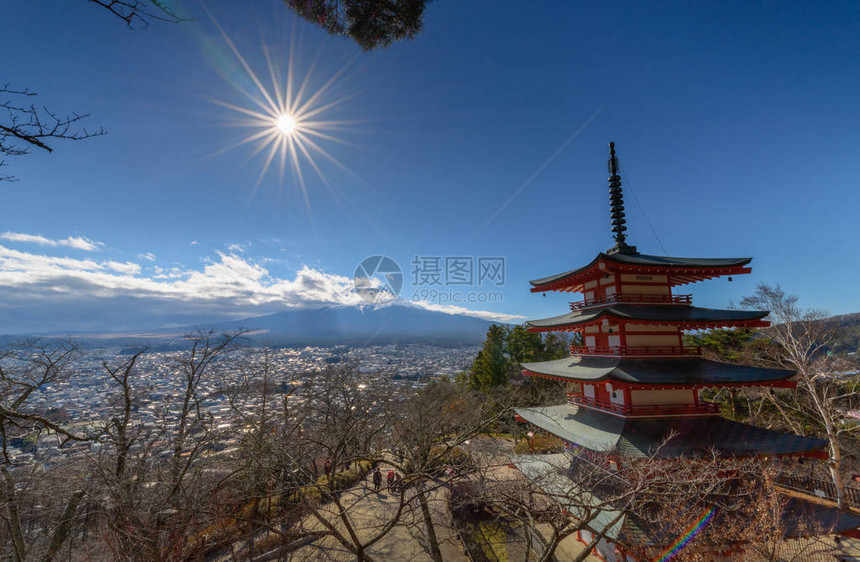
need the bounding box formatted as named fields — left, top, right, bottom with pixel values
left=295, top=89, right=365, bottom=121
left=210, top=99, right=273, bottom=122
left=205, top=14, right=374, bottom=218
left=262, top=44, right=285, bottom=114
left=288, top=136, right=311, bottom=213
left=290, top=46, right=323, bottom=116
left=298, top=119, right=369, bottom=131
left=292, top=56, right=358, bottom=117
left=208, top=15, right=282, bottom=118
left=296, top=128, right=362, bottom=147
left=292, top=135, right=386, bottom=237
left=294, top=131, right=363, bottom=181
left=204, top=128, right=279, bottom=159
left=255, top=135, right=283, bottom=188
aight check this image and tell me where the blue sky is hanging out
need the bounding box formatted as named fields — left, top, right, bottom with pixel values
left=1, top=1, right=859, bottom=333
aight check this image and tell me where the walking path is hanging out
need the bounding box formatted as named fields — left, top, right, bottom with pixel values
left=288, top=472, right=469, bottom=562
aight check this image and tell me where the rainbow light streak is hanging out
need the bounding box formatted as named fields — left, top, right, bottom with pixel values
left=656, top=506, right=716, bottom=562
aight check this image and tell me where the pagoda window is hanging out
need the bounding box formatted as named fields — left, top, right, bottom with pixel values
left=584, top=280, right=598, bottom=290
left=605, top=285, right=617, bottom=298
left=608, top=334, right=622, bottom=348
left=610, top=388, right=625, bottom=405
left=585, top=325, right=599, bottom=333
left=585, top=290, right=595, bottom=302
left=584, top=384, right=595, bottom=399
left=585, top=335, right=596, bottom=347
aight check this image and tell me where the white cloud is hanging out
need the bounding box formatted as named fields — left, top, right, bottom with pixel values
left=107, top=261, right=141, bottom=275
left=227, top=243, right=246, bottom=253
left=0, top=244, right=518, bottom=331
left=409, top=300, right=524, bottom=323
left=1, top=231, right=104, bottom=251
left=138, top=252, right=156, bottom=261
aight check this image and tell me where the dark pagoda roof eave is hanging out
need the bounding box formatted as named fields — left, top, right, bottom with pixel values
left=525, top=305, right=769, bottom=331
left=514, top=405, right=828, bottom=459
left=529, top=252, right=753, bottom=291
left=519, top=356, right=797, bottom=386
left=529, top=253, right=603, bottom=289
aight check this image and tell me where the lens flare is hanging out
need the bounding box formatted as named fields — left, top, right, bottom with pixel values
left=204, top=10, right=367, bottom=216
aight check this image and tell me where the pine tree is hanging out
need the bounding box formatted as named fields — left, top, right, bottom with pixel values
left=469, top=325, right=508, bottom=390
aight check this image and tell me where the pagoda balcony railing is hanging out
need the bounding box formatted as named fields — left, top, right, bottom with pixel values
left=569, top=293, right=692, bottom=311
left=773, top=470, right=860, bottom=509
left=567, top=393, right=720, bottom=417
left=569, top=345, right=701, bottom=357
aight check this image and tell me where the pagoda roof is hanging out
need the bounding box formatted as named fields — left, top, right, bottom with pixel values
left=512, top=454, right=860, bottom=545
left=512, top=454, right=633, bottom=541
left=520, top=356, right=795, bottom=386
left=529, top=252, right=752, bottom=292
left=526, top=304, right=768, bottom=332
left=514, top=404, right=827, bottom=459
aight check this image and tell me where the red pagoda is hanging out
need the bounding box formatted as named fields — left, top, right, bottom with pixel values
left=514, top=142, right=860, bottom=559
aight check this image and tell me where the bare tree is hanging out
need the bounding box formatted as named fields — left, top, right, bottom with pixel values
left=167, top=330, right=245, bottom=502
left=288, top=362, right=404, bottom=561
left=0, top=339, right=94, bottom=561
left=387, top=380, right=508, bottom=562
left=2, top=2, right=185, bottom=181
left=87, top=0, right=186, bottom=28
left=741, top=283, right=860, bottom=509
left=87, top=331, right=245, bottom=560
left=0, top=85, right=107, bottom=181
left=467, top=441, right=801, bottom=562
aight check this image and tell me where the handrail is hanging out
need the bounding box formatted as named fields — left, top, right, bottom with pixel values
left=569, top=345, right=701, bottom=357
left=570, top=293, right=692, bottom=311
left=773, top=470, right=860, bottom=509
left=567, top=393, right=720, bottom=417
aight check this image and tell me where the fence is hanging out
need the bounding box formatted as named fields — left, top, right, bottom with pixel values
left=774, top=471, right=860, bottom=509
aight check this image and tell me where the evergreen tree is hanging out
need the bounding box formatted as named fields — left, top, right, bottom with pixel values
left=469, top=325, right=508, bottom=390
left=541, top=332, right=570, bottom=361
left=684, top=328, right=756, bottom=363
left=506, top=325, right=544, bottom=363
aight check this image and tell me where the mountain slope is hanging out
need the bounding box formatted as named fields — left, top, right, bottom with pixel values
left=206, top=303, right=503, bottom=345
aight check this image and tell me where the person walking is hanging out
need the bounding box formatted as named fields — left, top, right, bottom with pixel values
left=373, top=467, right=382, bottom=492
left=386, top=469, right=395, bottom=491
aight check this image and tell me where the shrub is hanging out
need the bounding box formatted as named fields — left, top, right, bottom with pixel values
left=513, top=433, right=563, bottom=455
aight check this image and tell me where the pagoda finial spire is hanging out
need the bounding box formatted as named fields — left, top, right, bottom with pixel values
left=607, top=141, right=636, bottom=254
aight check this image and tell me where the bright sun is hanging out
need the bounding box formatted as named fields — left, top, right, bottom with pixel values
left=275, top=114, right=297, bottom=136
left=209, top=14, right=361, bottom=212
